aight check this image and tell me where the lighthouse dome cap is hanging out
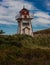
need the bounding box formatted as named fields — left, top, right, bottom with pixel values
left=20, top=6, right=29, bottom=13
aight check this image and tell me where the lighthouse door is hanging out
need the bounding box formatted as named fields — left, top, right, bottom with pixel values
left=23, top=27, right=30, bottom=35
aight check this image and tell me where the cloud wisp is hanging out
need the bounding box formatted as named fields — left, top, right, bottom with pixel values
left=34, top=11, right=50, bottom=24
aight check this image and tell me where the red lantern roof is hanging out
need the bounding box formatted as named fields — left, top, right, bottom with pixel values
left=20, top=8, right=29, bottom=16
left=16, top=7, right=33, bottom=20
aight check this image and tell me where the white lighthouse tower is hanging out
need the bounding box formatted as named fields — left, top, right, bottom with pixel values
left=16, top=7, right=33, bottom=36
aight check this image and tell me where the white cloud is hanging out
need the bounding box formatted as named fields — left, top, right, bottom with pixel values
left=2, top=0, right=34, bottom=10
left=0, top=6, right=7, bottom=15
left=0, top=0, right=36, bottom=25
left=44, top=0, right=50, bottom=10
left=34, top=11, right=50, bottom=24
left=34, top=11, right=50, bottom=19
left=0, top=21, right=17, bottom=25
left=0, top=0, right=50, bottom=27
left=3, top=0, right=24, bottom=2
left=37, top=18, right=50, bottom=24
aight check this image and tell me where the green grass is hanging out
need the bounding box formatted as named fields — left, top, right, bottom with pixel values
left=0, top=34, right=50, bottom=65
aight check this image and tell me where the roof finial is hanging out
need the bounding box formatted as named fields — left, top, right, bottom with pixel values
left=23, top=5, right=25, bottom=8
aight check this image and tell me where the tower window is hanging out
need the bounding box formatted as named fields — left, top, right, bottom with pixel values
left=22, top=23, right=29, bottom=26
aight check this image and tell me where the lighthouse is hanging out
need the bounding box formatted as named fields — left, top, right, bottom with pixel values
left=16, top=7, right=33, bottom=36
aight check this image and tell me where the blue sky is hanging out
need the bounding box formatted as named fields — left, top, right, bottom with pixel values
left=0, top=0, right=50, bottom=35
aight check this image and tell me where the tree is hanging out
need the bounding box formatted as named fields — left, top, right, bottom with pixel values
left=0, top=30, right=5, bottom=35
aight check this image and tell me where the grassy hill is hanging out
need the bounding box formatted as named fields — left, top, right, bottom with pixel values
left=34, top=28, right=50, bottom=34
left=0, top=34, right=50, bottom=65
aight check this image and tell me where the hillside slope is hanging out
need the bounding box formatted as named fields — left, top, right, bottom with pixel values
left=0, top=34, right=50, bottom=65
left=34, top=28, right=50, bottom=34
